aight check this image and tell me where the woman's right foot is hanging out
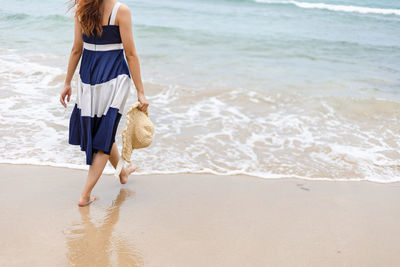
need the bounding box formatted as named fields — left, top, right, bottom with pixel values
left=120, top=164, right=137, bottom=184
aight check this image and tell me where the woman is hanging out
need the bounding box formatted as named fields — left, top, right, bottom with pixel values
left=60, top=0, right=148, bottom=207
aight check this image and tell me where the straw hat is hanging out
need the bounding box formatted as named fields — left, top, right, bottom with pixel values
left=114, top=101, right=154, bottom=178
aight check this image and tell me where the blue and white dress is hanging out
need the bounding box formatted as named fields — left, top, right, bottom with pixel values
left=69, top=2, right=131, bottom=165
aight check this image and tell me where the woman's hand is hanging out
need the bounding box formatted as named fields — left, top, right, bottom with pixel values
left=60, top=83, right=72, bottom=108
left=137, top=92, right=149, bottom=112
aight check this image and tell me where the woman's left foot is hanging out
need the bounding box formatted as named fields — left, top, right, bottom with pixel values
left=120, top=164, right=137, bottom=184
left=78, top=195, right=97, bottom=207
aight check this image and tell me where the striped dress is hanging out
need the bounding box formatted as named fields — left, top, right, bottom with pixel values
left=68, top=2, right=131, bottom=165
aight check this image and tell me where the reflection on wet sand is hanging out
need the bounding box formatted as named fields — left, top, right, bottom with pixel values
left=65, top=188, right=143, bottom=267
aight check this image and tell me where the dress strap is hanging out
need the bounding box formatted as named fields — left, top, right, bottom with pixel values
left=109, top=2, right=121, bottom=26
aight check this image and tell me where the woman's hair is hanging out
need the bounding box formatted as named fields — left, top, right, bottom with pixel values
left=70, top=0, right=104, bottom=37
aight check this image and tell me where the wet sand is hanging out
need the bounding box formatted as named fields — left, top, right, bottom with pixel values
left=0, top=163, right=400, bottom=267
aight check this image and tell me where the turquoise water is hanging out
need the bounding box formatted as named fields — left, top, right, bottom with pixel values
left=1, top=0, right=399, bottom=97
left=0, top=0, right=399, bottom=181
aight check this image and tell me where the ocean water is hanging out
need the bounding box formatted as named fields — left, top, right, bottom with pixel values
left=0, top=0, right=399, bottom=182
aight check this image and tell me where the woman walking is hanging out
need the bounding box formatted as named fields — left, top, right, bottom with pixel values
left=60, top=0, right=148, bottom=207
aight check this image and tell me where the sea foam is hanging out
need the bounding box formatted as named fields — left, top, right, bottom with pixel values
left=2, top=48, right=400, bottom=183
left=253, top=0, right=400, bottom=16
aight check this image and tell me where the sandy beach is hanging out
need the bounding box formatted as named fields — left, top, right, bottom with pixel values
left=1, top=0, right=399, bottom=266
left=1, top=163, right=399, bottom=266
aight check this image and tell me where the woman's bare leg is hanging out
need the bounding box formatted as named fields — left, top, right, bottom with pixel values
left=78, top=150, right=109, bottom=207
left=109, top=142, right=137, bottom=184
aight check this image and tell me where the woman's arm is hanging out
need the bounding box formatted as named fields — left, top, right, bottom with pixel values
left=60, top=15, right=83, bottom=108
left=118, top=4, right=149, bottom=112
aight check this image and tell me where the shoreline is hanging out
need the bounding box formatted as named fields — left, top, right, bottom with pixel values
left=0, top=161, right=398, bottom=184
left=1, top=163, right=400, bottom=266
